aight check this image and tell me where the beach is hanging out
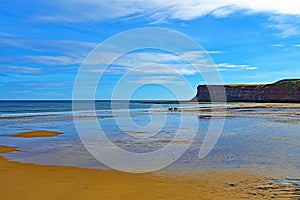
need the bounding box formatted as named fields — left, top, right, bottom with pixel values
left=1, top=147, right=299, bottom=200
left=2, top=1, right=300, bottom=198
left=0, top=102, right=299, bottom=199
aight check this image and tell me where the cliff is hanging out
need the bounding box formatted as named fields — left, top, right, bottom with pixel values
left=192, top=79, right=300, bottom=102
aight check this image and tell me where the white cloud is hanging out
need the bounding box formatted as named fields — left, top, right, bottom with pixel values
left=215, top=63, right=258, bottom=71
left=25, top=55, right=83, bottom=66
left=0, top=37, right=257, bottom=75
left=1, top=66, right=46, bottom=75
left=271, top=23, right=298, bottom=37
left=272, top=44, right=285, bottom=47
left=35, top=0, right=300, bottom=23
left=128, top=64, right=201, bottom=75
left=272, top=43, right=300, bottom=48
left=83, top=51, right=208, bottom=75
left=0, top=38, right=97, bottom=55
left=82, top=50, right=257, bottom=76
left=268, top=15, right=300, bottom=37
left=207, top=50, right=224, bottom=54
left=0, top=38, right=100, bottom=69
left=29, top=1, right=300, bottom=38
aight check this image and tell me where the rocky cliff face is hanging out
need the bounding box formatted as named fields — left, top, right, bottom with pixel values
left=192, top=79, right=300, bottom=102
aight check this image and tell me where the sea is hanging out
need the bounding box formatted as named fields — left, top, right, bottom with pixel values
left=0, top=100, right=299, bottom=185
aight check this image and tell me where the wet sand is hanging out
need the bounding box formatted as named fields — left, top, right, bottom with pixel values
left=0, top=154, right=296, bottom=200
left=1, top=106, right=299, bottom=199
left=0, top=145, right=18, bottom=153
left=181, top=103, right=300, bottom=119
left=0, top=145, right=299, bottom=199
left=12, top=130, right=63, bottom=138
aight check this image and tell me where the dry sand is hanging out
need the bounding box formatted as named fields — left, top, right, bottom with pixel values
left=12, top=130, right=62, bottom=138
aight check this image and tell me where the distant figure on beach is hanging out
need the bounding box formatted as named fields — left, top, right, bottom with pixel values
left=168, top=107, right=179, bottom=112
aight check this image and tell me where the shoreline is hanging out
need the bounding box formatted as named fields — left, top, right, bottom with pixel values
left=1, top=105, right=299, bottom=199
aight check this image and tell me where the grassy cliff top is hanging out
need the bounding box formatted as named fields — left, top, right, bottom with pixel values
left=198, top=79, right=300, bottom=87
left=274, top=79, right=300, bottom=85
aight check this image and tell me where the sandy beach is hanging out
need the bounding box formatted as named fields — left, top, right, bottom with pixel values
left=2, top=0, right=300, bottom=198
left=1, top=151, right=299, bottom=200
left=0, top=104, right=299, bottom=199
left=0, top=128, right=299, bottom=200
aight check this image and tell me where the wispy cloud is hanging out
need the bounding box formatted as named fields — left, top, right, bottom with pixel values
left=3, top=80, right=73, bottom=89
left=82, top=50, right=257, bottom=76
left=206, top=50, right=224, bottom=54
left=32, top=1, right=300, bottom=23
left=272, top=44, right=285, bottom=47
left=25, top=55, right=83, bottom=66
left=271, top=43, right=300, bottom=50
left=0, top=31, right=13, bottom=37
left=268, top=15, right=300, bottom=37
left=0, top=55, right=83, bottom=67
left=215, top=63, right=258, bottom=71
left=0, top=66, right=47, bottom=75
left=0, top=38, right=97, bottom=55
left=24, top=1, right=300, bottom=39
left=0, top=38, right=97, bottom=67
left=8, top=90, right=30, bottom=94
left=0, top=37, right=256, bottom=77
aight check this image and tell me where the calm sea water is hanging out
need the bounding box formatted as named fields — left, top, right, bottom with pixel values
left=0, top=101, right=299, bottom=183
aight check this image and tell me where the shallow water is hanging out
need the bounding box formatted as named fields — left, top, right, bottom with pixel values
left=0, top=101, right=299, bottom=183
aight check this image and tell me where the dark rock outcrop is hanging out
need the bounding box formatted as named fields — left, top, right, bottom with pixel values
left=192, top=79, right=300, bottom=102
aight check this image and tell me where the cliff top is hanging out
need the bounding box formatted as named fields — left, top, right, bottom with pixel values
left=274, top=79, right=300, bottom=84
left=198, top=79, right=300, bottom=87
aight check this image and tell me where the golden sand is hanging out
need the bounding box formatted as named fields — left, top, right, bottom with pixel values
left=0, top=146, right=18, bottom=153
left=12, top=130, right=62, bottom=138
left=0, top=153, right=298, bottom=199
left=0, top=155, right=249, bottom=200
left=1, top=124, right=299, bottom=200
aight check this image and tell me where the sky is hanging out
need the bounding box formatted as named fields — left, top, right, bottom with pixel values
left=1, top=0, right=300, bottom=100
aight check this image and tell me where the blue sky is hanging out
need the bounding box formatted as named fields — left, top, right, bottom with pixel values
left=1, top=1, right=300, bottom=100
